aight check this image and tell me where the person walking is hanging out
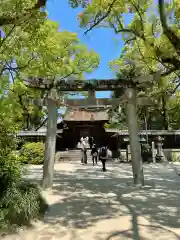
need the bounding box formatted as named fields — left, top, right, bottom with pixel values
left=98, top=145, right=108, bottom=172
left=80, top=137, right=87, bottom=164
left=91, top=143, right=98, bottom=165
left=89, top=136, right=94, bottom=149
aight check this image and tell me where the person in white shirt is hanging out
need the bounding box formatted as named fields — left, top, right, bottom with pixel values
left=80, top=137, right=87, bottom=164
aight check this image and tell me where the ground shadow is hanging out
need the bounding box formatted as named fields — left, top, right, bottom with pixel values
left=25, top=162, right=180, bottom=239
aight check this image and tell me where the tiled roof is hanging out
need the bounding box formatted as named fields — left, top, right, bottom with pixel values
left=106, top=129, right=180, bottom=135
left=17, top=129, right=63, bottom=137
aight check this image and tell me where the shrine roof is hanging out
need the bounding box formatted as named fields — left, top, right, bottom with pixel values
left=63, top=109, right=108, bottom=122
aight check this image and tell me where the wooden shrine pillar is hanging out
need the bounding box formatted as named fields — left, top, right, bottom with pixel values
left=42, top=89, right=58, bottom=189
left=125, top=87, right=144, bottom=185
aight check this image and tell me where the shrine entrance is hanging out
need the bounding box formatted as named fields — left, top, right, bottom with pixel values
left=79, top=127, right=89, bottom=138
left=26, top=74, right=160, bottom=188
left=58, top=107, right=109, bottom=150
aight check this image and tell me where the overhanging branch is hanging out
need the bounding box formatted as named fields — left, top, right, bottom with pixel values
left=158, top=0, right=180, bottom=56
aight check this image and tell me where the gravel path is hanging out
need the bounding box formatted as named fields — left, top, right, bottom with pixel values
left=3, top=161, right=180, bottom=240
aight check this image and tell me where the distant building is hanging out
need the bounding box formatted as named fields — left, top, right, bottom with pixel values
left=17, top=108, right=180, bottom=151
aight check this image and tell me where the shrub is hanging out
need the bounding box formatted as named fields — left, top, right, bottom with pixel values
left=0, top=100, right=47, bottom=234
left=0, top=147, right=47, bottom=234
left=0, top=181, right=48, bottom=233
left=0, top=154, right=21, bottom=199
left=0, top=123, right=18, bottom=157
left=20, top=142, right=45, bottom=165
left=0, top=154, right=48, bottom=234
left=172, top=152, right=180, bottom=162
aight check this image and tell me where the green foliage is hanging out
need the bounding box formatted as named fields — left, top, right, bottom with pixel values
left=171, top=152, right=180, bottom=162
left=0, top=114, right=47, bottom=232
left=108, top=103, right=128, bottom=130
left=0, top=151, right=47, bottom=233
left=0, top=181, right=48, bottom=232
left=0, top=140, right=47, bottom=233
left=20, top=142, right=45, bottom=165
left=1, top=0, right=99, bottom=131
left=0, top=96, right=20, bottom=157
left=0, top=154, right=21, bottom=194
left=70, top=0, right=180, bottom=131
left=71, top=0, right=180, bottom=75
left=0, top=1, right=100, bottom=231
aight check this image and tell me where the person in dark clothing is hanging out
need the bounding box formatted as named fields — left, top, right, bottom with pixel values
left=83, top=148, right=87, bottom=164
left=98, top=145, right=108, bottom=172
left=89, top=136, right=94, bottom=149
left=91, top=144, right=98, bottom=165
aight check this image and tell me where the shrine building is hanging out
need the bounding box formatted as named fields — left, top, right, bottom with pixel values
left=18, top=107, right=180, bottom=152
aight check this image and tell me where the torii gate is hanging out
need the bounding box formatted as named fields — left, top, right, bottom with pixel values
left=25, top=73, right=160, bottom=189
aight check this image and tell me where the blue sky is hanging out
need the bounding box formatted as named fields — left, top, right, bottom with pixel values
left=47, top=0, right=131, bottom=99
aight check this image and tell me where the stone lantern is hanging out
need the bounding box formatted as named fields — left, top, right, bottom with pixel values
left=124, top=136, right=146, bottom=162
left=155, top=136, right=164, bottom=162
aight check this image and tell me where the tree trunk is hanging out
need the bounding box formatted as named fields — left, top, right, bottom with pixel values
left=126, top=88, right=144, bottom=185
left=42, top=99, right=57, bottom=189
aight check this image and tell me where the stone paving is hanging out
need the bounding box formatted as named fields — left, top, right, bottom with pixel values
left=3, top=161, right=180, bottom=240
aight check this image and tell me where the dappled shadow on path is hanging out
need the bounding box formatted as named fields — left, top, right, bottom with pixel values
left=26, top=163, right=180, bottom=239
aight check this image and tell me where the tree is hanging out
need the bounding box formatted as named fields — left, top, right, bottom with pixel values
left=68, top=0, right=180, bottom=132
left=0, top=0, right=47, bottom=27
left=1, top=0, right=100, bottom=189
left=0, top=15, right=99, bottom=128
left=69, top=0, right=180, bottom=79
left=0, top=0, right=48, bottom=129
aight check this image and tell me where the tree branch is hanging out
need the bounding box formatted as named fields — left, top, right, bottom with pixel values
left=7, top=67, right=15, bottom=83
left=0, top=25, right=16, bottom=48
left=161, top=56, right=180, bottom=69
left=136, top=41, right=153, bottom=72
left=158, top=0, right=180, bottom=56
left=129, top=0, right=144, bottom=38
left=124, top=37, right=136, bottom=44
left=161, top=68, right=179, bottom=77
left=170, top=82, right=180, bottom=95
left=109, top=18, right=145, bottom=41
left=84, top=0, right=118, bottom=35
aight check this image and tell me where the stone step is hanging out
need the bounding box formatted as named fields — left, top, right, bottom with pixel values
left=55, top=149, right=118, bottom=162
left=56, top=150, right=93, bottom=162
